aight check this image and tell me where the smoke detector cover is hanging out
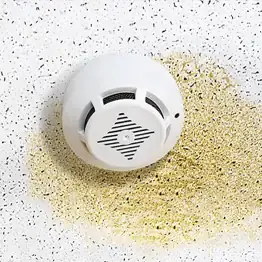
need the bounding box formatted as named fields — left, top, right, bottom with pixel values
left=62, top=54, right=184, bottom=171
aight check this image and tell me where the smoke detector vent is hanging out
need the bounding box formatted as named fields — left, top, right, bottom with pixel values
left=103, top=92, right=135, bottom=104
left=84, top=103, right=95, bottom=129
left=62, top=53, right=184, bottom=171
left=145, top=97, right=164, bottom=118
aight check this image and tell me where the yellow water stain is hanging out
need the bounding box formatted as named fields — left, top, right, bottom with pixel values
left=27, top=53, right=262, bottom=246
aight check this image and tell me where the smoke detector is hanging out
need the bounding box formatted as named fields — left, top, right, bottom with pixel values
left=62, top=54, right=184, bottom=171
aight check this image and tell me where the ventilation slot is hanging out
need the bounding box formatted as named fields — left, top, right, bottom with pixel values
left=103, top=92, right=135, bottom=104
left=97, top=112, right=154, bottom=160
left=84, top=104, right=95, bottom=129
left=145, top=97, right=164, bottom=118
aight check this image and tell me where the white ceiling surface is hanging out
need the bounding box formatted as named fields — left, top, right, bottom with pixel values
left=0, top=0, right=261, bottom=261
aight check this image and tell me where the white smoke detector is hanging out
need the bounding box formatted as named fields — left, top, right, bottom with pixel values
left=62, top=54, right=184, bottom=171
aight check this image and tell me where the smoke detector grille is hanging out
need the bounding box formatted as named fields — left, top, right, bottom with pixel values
left=97, top=112, right=155, bottom=160
left=84, top=104, right=95, bottom=129
left=145, top=97, right=164, bottom=118
left=103, top=92, right=135, bottom=104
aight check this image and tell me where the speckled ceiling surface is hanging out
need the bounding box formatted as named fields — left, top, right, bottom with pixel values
left=0, top=1, right=261, bottom=262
